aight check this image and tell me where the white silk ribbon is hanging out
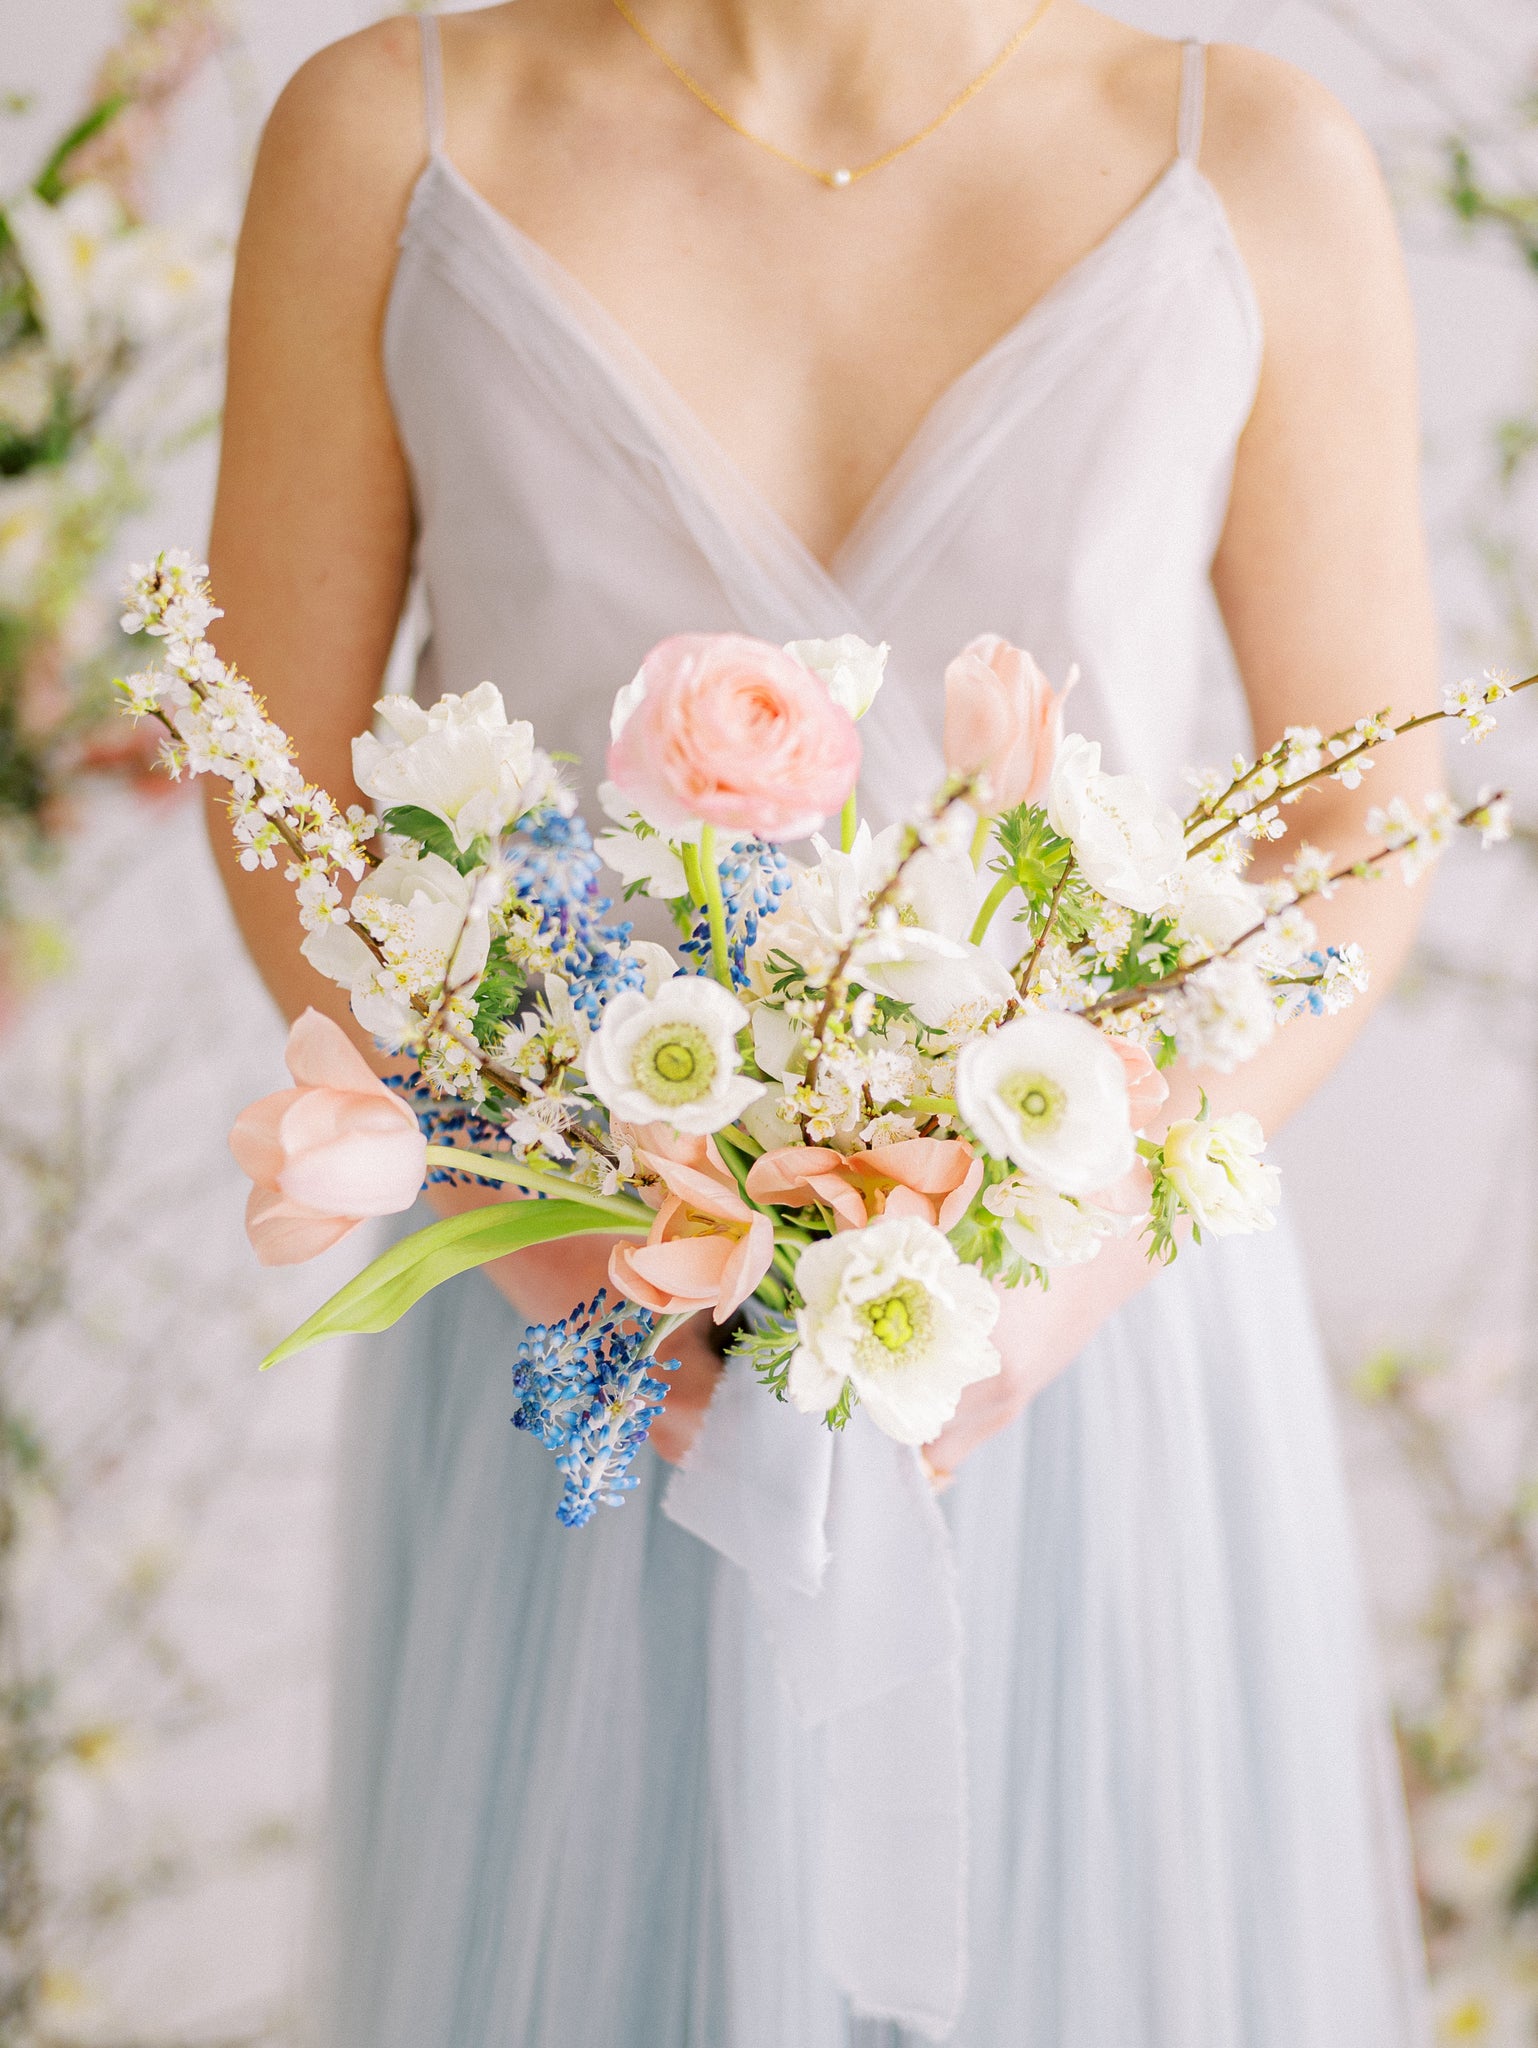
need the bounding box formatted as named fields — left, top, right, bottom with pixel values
left=663, top=1357, right=968, bottom=2040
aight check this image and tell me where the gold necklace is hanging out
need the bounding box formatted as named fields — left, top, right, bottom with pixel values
left=609, top=0, right=1058, bottom=190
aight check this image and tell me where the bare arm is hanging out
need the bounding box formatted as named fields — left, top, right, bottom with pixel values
left=927, top=51, right=1444, bottom=1474
left=204, top=25, right=712, bottom=1411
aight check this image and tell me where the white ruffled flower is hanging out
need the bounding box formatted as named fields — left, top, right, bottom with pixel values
left=982, top=1172, right=1130, bottom=1267
left=784, top=634, right=889, bottom=720
left=1167, top=957, right=1277, bottom=1072
left=353, top=683, right=557, bottom=853
left=592, top=780, right=690, bottom=898
left=1172, top=857, right=1265, bottom=952
left=763, top=823, right=1013, bottom=1029
left=301, top=850, right=492, bottom=1047
left=1047, top=733, right=1186, bottom=914
left=1159, top=1112, right=1279, bottom=1236
left=583, top=975, right=764, bottom=1133
left=789, top=1213, right=1001, bottom=1444
left=956, top=1011, right=1135, bottom=1195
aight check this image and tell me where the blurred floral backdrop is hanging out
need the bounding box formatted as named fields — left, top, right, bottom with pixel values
left=1, top=1, right=1536, bottom=2044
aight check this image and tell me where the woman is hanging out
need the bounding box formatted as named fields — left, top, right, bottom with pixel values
left=208, top=2, right=1439, bottom=2041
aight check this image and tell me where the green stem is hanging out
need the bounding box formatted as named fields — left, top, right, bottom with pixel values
left=970, top=815, right=992, bottom=868
left=840, top=787, right=859, bottom=854
left=968, top=871, right=1016, bottom=946
left=907, top=1094, right=958, bottom=1117
left=423, top=1145, right=653, bottom=1227
left=642, top=1310, right=691, bottom=1363
left=697, top=824, right=734, bottom=988
left=755, top=1270, right=789, bottom=1313
left=681, top=839, right=706, bottom=909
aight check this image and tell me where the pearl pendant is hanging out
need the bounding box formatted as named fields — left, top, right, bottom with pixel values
left=830, top=167, right=852, bottom=188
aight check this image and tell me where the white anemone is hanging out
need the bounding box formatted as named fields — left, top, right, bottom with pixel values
left=1047, top=733, right=1185, bottom=914
left=583, top=975, right=764, bottom=1134
left=789, top=1213, right=1001, bottom=1444
left=784, top=634, right=889, bottom=720
left=956, top=1011, right=1134, bottom=1194
left=353, top=682, right=557, bottom=853
left=302, top=850, right=491, bottom=1048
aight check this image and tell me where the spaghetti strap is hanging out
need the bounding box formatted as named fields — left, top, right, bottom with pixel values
left=1177, top=39, right=1207, bottom=164
left=418, top=12, right=446, bottom=160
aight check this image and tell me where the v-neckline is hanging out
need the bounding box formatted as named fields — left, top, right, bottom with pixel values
left=414, top=149, right=1216, bottom=603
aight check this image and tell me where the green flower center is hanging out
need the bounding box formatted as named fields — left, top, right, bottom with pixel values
left=1000, top=1069, right=1065, bottom=1137
left=857, top=1279, right=931, bottom=1367
left=633, top=1022, right=718, bottom=1106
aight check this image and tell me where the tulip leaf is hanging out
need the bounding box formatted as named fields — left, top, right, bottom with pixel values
left=261, top=1200, right=635, bottom=1368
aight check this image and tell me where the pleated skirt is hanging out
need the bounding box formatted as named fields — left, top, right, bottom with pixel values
left=314, top=1215, right=1428, bottom=2047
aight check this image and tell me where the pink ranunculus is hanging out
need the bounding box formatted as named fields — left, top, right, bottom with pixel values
left=606, top=633, right=862, bottom=843
left=608, top=1125, right=775, bottom=1324
left=942, top=634, right=1075, bottom=815
left=229, top=1009, right=426, bottom=1266
left=747, top=1136, right=982, bottom=1234
left=1106, top=1036, right=1170, bottom=1131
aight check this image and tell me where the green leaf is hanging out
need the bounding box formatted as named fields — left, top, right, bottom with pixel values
left=381, top=804, right=475, bottom=871
left=33, top=95, right=128, bottom=204
left=261, top=1200, right=634, bottom=1368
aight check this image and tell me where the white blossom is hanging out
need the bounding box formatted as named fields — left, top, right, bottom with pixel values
left=301, top=850, right=492, bottom=1048
left=1442, top=672, right=1512, bottom=743
left=1318, top=944, right=1370, bottom=1014
left=1166, top=957, right=1277, bottom=1073
left=788, top=1214, right=1001, bottom=1443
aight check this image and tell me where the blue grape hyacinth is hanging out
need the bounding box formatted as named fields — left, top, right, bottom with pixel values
left=512, top=1291, right=671, bottom=1527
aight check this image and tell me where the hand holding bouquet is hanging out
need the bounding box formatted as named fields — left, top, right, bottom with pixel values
left=116, top=555, right=1523, bottom=1525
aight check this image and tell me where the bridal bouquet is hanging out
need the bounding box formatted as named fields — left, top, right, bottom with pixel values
left=116, top=553, right=1523, bottom=1526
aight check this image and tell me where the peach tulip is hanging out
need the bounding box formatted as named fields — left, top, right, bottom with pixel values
left=229, top=1009, right=426, bottom=1266
left=607, top=1124, right=775, bottom=1325
left=1106, top=1036, right=1170, bottom=1130
left=943, top=634, right=1074, bottom=815
left=747, top=1137, right=982, bottom=1234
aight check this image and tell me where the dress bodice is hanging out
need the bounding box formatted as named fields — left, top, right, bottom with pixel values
left=382, top=35, right=1262, bottom=827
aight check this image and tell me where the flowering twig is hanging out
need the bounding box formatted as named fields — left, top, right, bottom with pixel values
left=1085, top=793, right=1508, bottom=1021
left=1185, top=672, right=1537, bottom=862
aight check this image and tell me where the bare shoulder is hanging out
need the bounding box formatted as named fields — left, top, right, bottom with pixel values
left=241, top=18, right=429, bottom=286
left=1201, top=45, right=1404, bottom=302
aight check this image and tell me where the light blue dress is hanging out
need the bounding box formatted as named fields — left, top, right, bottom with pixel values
left=314, top=21, right=1428, bottom=2045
